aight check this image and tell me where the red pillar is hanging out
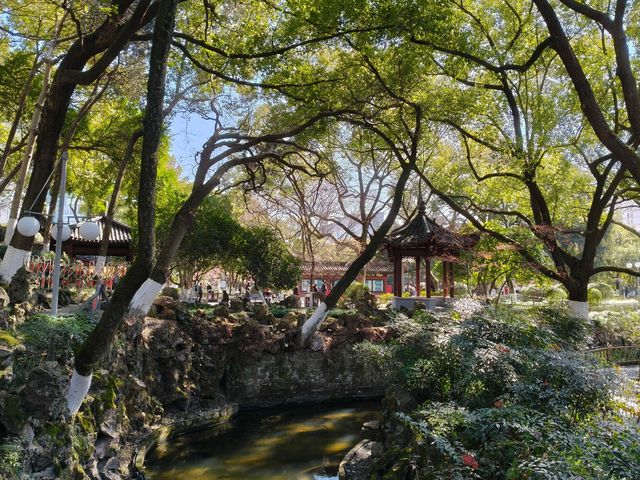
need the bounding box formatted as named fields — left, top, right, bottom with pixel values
left=443, top=260, right=449, bottom=297
left=426, top=259, right=432, bottom=298
left=449, top=262, right=455, bottom=298
left=393, top=255, right=402, bottom=296
left=415, top=257, right=421, bottom=297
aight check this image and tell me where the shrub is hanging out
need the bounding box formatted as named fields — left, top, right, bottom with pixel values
left=520, top=285, right=545, bottom=301
left=453, top=282, right=468, bottom=296
left=368, top=306, right=637, bottom=480
left=544, top=285, right=567, bottom=303
left=377, top=292, right=394, bottom=306
left=337, top=282, right=369, bottom=308
left=588, top=282, right=614, bottom=299
left=588, top=287, right=603, bottom=306
left=537, top=306, right=589, bottom=347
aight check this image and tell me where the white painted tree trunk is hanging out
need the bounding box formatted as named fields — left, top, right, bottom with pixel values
left=129, top=278, right=163, bottom=314
left=568, top=300, right=589, bottom=319
left=66, top=369, right=93, bottom=415
left=3, top=218, right=17, bottom=246
left=0, top=246, right=30, bottom=283
left=299, top=302, right=329, bottom=346
left=94, top=256, right=107, bottom=277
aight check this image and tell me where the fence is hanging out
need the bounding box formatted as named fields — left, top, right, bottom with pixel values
left=25, top=255, right=129, bottom=292
left=587, top=345, right=640, bottom=366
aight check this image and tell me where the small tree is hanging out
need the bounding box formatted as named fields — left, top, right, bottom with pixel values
left=170, top=196, right=241, bottom=289
left=232, top=226, right=302, bottom=291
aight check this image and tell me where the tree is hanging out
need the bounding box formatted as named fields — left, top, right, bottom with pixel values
left=66, top=0, right=179, bottom=415
left=0, top=0, right=158, bottom=283
left=170, top=195, right=241, bottom=289
left=392, top=0, right=637, bottom=317
left=231, top=226, right=302, bottom=291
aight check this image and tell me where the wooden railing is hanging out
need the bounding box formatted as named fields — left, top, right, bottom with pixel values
left=588, top=345, right=640, bottom=366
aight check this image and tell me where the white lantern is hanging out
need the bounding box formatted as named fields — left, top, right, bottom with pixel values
left=50, top=224, right=71, bottom=242
left=79, top=221, right=100, bottom=241
left=626, top=262, right=633, bottom=269
left=635, top=262, right=640, bottom=269
left=16, top=216, right=40, bottom=237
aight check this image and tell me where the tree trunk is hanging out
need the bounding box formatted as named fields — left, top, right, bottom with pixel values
left=299, top=164, right=414, bottom=347
left=67, top=0, right=179, bottom=415
left=566, top=282, right=589, bottom=320
left=129, top=186, right=208, bottom=312
left=95, top=130, right=143, bottom=276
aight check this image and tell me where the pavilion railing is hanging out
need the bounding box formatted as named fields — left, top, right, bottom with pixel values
left=25, top=255, right=129, bottom=292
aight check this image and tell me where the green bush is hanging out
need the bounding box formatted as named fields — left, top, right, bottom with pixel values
left=520, top=285, right=545, bottom=301
left=358, top=306, right=638, bottom=479
left=377, top=292, right=394, bottom=306
left=537, top=306, right=589, bottom=347
left=543, top=285, right=567, bottom=302
left=453, top=282, right=468, bottom=296
left=337, top=282, right=369, bottom=308
left=269, top=305, right=290, bottom=318
left=588, top=287, right=603, bottom=306
left=588, top=282, right=614, bottom=299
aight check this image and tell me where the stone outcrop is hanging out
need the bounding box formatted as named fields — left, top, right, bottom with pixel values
left=7, top=267, right=39, bottom=304
left=339, top=439, right=382, bottom=480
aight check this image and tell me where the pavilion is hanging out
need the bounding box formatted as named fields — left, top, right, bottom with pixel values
left=383, top=200, right=479, bottom=310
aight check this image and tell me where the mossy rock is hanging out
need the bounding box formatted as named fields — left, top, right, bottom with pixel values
left=0, top=330, right=19, bottom=347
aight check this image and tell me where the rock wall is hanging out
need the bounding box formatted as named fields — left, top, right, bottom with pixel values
left=226, top=346, right=386, bottom=407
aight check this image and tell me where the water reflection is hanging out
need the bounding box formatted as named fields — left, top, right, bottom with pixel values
left=144, top=402, right=381, bottom=480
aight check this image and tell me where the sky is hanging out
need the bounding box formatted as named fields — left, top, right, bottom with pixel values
left=168, top=111, right=216, bottom=179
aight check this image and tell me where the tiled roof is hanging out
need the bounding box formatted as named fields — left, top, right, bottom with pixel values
left=69, top=215, right=132, bottom=245
left=384, top=200, right=479, bottom=256
left=301, top=260, right=393, bottom=275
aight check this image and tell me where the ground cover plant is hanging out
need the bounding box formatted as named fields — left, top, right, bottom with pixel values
left=356, top=305, right=640, bottom=479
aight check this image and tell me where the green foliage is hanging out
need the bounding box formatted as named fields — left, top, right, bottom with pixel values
left=171, top=196, right=242, bottom=286
left=269, top=305, right=290, bottom=318
left=588, top=282, right=614, bottom=300
left=15, top=314, right=94, bottom=379
left=231, top=226, right=302, bottom=290
left=588, top=287, right=603, bottom=306
left=337, top=282, right=369, bottom=308
left=377, top=292, right=394, bottom=306
left=0, top=438, right=23, bottom=478
left=520, top=285, right=545, bottom=302
left=543, top=285, right=567, bottom=302
left=591, top=310, right=640, bottom=346
left=537, top=307, right=589, bottom=348
left=367, top=306, right=637, bottom=479
left=0, top=330, right=19, bottom=347
left=0, top=244, right=6, bottom=260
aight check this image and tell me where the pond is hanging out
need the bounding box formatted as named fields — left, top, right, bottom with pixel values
left=143, top=402, right=382, bottom=480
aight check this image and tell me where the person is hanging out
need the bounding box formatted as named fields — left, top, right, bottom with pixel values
left=221, top=290, right=229, bottom=305
left=320, top=282, right=327, bottom=296
left=196, top=283, right=203, bottom=303
left=293, top=286, right=299, bottom=296
left=311, top=283, right=318, bottom=306
left=263, top=287, right=272, bottom=304
left=206, top=283, right=213, bottom=302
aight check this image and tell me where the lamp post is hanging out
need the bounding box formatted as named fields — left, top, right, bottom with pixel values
left=16, top=151, right=101, bottom=316
left=626, top=261, right=640, bottom=296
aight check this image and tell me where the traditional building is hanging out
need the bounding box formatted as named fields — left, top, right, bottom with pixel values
left=50, top=215, right=134, bottom=261
left=299, top=260, right=394, bottom=294
left=383, top=200, right=479, bottom=310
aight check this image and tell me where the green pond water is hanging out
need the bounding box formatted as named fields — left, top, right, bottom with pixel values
left=143, top=402, right=382, bottom=480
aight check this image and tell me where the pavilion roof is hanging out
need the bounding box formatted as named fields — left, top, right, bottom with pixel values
left=383, top=201, right=479, bottom=259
